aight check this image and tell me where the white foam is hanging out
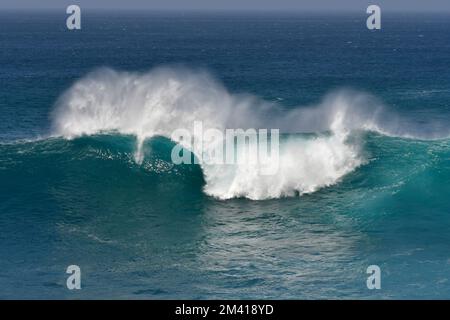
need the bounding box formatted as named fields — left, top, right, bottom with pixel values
left=203, top=133, right=362, bottom=200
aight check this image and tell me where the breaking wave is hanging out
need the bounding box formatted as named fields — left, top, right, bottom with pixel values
left=50, top=67, right=448, bottom=199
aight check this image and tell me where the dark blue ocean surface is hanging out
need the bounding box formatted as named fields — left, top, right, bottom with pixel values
left=0, top=11, right=450, bottom=299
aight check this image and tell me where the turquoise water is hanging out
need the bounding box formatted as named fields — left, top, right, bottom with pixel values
left=1, top=11, right=450, bottom=299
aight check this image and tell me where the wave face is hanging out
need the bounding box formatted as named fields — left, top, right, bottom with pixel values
left=51, top=67, right=447, bottom=199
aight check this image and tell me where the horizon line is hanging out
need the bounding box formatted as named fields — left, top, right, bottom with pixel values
left=1, top=7, right=450, bottom=13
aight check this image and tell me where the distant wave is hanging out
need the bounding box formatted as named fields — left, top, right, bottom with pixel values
left=49, top=67, right=450, bottom=200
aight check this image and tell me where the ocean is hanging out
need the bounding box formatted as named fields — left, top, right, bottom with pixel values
left=0, top=10, right=450, bottom=299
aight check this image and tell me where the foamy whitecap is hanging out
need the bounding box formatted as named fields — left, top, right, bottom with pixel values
left=51, top=67, right=443, bottom=200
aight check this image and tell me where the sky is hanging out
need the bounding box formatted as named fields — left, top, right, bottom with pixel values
left=1, top=0, right=449, bottom=12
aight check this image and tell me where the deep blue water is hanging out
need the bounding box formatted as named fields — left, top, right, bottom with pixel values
left=0, top=11, right=450, bottom=299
